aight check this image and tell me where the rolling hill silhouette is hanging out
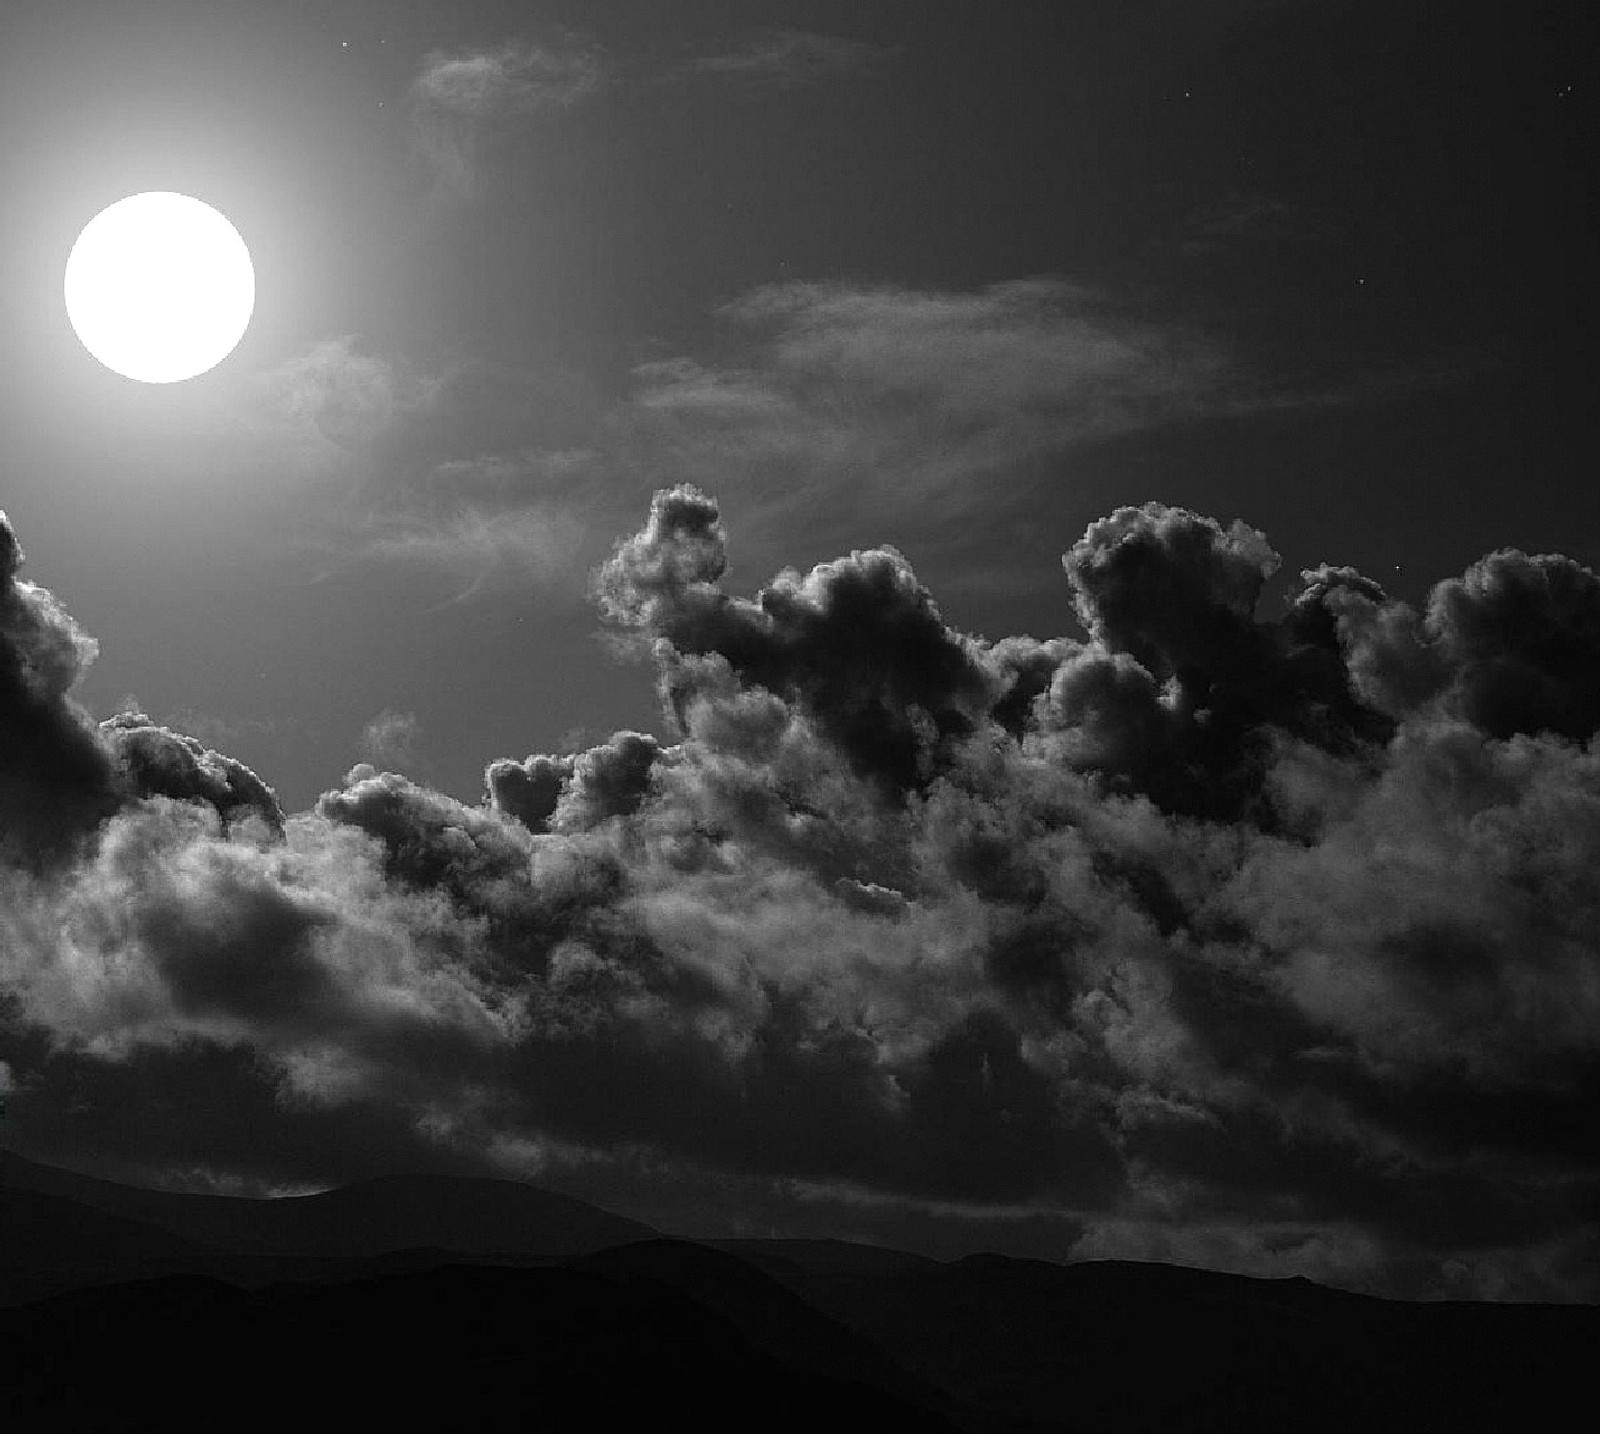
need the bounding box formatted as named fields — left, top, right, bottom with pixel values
left=3, top=1152, right=1596, bottom=1431
left=0, top=1148, right=655, bottom=1259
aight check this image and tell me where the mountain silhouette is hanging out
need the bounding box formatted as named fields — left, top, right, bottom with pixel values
left=3, top=1152, right=1597, bottom=1432
left=716, top=1244, right=1600, bottom=1432
left=0, top=1264, right=973, bottom=1433
left=0, top=1148, right=654, bottom=1259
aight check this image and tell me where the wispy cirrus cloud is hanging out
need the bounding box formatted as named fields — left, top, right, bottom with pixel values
left=409, top=33, right=606, bottom=197
left=236, top=275, right=1472, bottom=604
left=604, top=278, right=1236, bottom=566
left=358, top=709, right=423, bottom=772
left=357, top=499, right=592, bottom=599
left=413, top=37, right=605, bottom=117
left=684, top=29, right=894, bottom=88
left=238, top=336, right=439, bottom=475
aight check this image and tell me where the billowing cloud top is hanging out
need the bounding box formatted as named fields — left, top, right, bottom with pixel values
left=2, top=492, right=1598, bottom=1299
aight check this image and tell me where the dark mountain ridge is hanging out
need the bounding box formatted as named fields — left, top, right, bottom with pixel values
left=0, top=1147, right=655, bottom=1258
left=3, top=1152, right=1595, bottom=1432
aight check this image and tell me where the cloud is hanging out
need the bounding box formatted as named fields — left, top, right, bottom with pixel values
left=486, top=731, right=660, bottom=835
left=410, top=35, right=605, bottom=198
left=359, top=710, right=423, bottom=772
left=595, top=485, right=999, bottom=795
left=232, top=341, right=606, bottom=598
left=357, top=501, right=591, bottom=598
left=1328, top=548, right=1600, bottom=740
left=7, top=494, right=1599, bottom=1299
left=350, top=444, right=603, bottom=598
left=0, top=512, right=122, bottom=862
left=603, top=279, right=1237, bottom=569
left=101, top=713, right=283, bottom=834
left=414, top=38, right=605, bottom=117
left=685, top=30, right=893, bottom=88
left=236, top=336, right=439, bottom=483
left=244, top=274, right=1435, bottom=607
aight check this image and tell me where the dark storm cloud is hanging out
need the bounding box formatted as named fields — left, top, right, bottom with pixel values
left=486, top=731, right=661, bottom=837
left=555, top=731, right=661, bottom=830
left=3, top=496, right=1600, bottom=1299
left=101, top=713, right=283, bottom=833
left=1030, top=502, right=1397, bottom=820
left=0, top=517, right=288, bottom=864
left=0, top=514, right=124, bottom=861
left=484, top=752, right=572, bottom=834
left=597, top=485, right=998, bottom=793
left=1328, top=547, right=1600, bottom=740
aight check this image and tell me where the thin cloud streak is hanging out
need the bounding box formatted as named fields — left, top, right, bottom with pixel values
left=241, top=277, right=1486, bottom=602
left=683, top=30, right=895, bottom=88
left=409, top=34, right=606, bottom=199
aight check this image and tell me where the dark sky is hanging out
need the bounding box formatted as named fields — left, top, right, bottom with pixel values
left=1, top=0, right=1597, bottom=1299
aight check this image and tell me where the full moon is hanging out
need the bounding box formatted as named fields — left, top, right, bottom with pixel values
left=64, top=192, right=255, bottom=384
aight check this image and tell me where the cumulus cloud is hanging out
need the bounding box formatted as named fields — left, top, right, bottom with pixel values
left=3, top=493, right=1599, bottom=1299
left=486, top=731, right=660, bottom=836
left=102, top=713, right=283, bottom=834
left=1328, top=548, right=1600, bottom=740
left=596, top=485, right=998, bottom=794
left=0, top=512, right=122, bottom=862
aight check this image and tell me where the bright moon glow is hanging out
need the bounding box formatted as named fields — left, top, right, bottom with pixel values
left=64, top=192, right=255, bottom=384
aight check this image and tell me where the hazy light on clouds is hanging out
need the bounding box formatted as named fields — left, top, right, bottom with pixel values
left=237, top=336, right=437, bottom=478
left=227, top=337, right=605, bottom=597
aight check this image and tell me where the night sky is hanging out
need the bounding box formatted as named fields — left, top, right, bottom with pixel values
left=1, top=0, right=1597, bottom=1300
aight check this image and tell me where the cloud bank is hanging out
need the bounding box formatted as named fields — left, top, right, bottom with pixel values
left=2, top=491, right=1597, bottom=1299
